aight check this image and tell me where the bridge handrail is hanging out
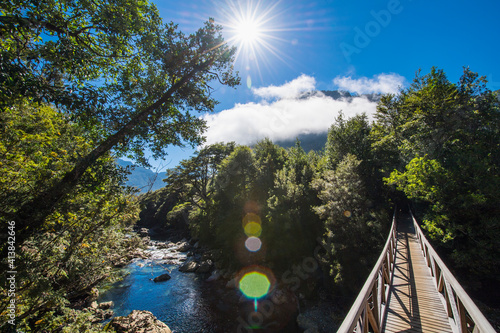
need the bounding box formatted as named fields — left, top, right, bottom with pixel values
left=337, top=209, right=397, bottom=333
left=410, top=210, right=496, bottom=333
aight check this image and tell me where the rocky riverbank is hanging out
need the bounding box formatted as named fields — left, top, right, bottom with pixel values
left=91, top=228, right=342, bottom=332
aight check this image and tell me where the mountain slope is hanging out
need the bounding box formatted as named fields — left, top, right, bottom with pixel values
left=117, top=159, right=167, bottom=193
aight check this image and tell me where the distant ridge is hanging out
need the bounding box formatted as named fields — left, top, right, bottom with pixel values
left=274, top=132, right=328, bottom=152
left=273, top=90, right=381, bottom=152
left=300, top=90, right=382, bottom=103
left=116, top=159, right=167, bottom=193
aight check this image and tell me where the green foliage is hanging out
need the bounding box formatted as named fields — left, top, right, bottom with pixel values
left=2, top=0, right=241, bottom=245
left=0, top=102, right=139, bottom=332
left=0, top=0, right=161, bottom=117
left=1, top=0, right=239, bottom=163
left=264, top=142, right=321, bottom=271
left=326, top=113, right=373, bottom=169
left=313, top=154, right=386, bottom=293
left=378, top=67, right=500, bottom=277
left=207, top=146, right=258, bottom=265
left=253, top=138, right=286, bottom=201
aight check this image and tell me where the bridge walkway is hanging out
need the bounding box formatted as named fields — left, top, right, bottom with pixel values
left=382, top=213, right=453, bottom=333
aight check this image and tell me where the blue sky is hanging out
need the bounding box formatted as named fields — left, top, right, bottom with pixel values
left=142, top=0, right=500, bottom=171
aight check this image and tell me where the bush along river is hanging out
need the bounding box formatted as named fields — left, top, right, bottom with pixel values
left=97, top=231, right=340, bottom=332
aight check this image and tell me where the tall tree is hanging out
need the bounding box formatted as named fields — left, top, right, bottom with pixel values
left=0, top=102, right=141, bottom=331
left=379, top=68, right=500, bottom=277
left=313, top=154, right=385, bottom=293
left=253, top=138, right=286, bottom=201
left=325, top=113, right=373, bottom=169
left=1, top=0, right=240, bottom=241
left=161, top=142, right=236, bottom=236
left=206, top=146, right=258, bottom=266
left=265, top=142, right=321, bottom=271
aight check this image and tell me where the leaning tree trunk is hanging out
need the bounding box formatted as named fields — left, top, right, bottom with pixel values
left=12, top=60, right=212, bottom=245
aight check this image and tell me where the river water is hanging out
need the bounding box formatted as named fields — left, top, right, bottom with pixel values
left=98, top=242, right=243, bottom=332
left=98, top=238, right=309, bottom=332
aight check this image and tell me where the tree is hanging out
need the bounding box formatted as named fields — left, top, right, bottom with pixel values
left=165, top=142, right=236, bottom=211
left=253, top=138, right=286, bottom=201
left=0, top=102, right=141, bottom=332
left=205, top=146, right=258, bottom=267
left=160, top=142, right=236, bottom=236
left=313, top=154, right=385, bottom=293
left=1, top=0, right=240, bottom=243
left=325, top=113, right=386, bottom=204
left=378, top=68, right=500, bottom=277
left=325, top=113, right=373, bottom=169
left=265, top=142, right=321, bottom=271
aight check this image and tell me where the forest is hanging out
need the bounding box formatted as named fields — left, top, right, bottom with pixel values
left=1, top=0, right=499, bottom=331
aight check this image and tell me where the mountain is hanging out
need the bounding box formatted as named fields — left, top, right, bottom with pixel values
left=274, top=132, right=328, bottom=152
left=273, top=90, right=381, bottom=152
left=116, top=159, right=167, bottom=193
left=300, top=90, right=382, bottom=103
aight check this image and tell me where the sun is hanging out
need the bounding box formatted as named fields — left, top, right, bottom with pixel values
left=217, top=0, right=295, bottom=85
left=235, top=19, right=263, bottom=45
left=220, top=1, right=281, bottom=60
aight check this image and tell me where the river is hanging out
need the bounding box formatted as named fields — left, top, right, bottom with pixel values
left=98, top=241, right=242, bottom=332
left=97, top=241, right=302, bottom=332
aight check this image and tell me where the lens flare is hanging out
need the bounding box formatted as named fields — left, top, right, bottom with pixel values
left=242, top=212, right=261, bottom=226
left=245, top=236, right=262, bottom=252
left=239, top=271, right=271, bottom=299
left=344, top=210, right=352, bottom=218
left=244, top=222, right=262, bottom=237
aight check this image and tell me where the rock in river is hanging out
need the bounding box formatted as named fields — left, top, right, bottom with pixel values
left=196, top=259, right=213, bottom=273
left=178, top=260, right=199, bottom=273
left=176, top=241, right=192, bottom=252
left=108, top=310, right=172, bottom=333
left=153, top=273, right=172, bottom=283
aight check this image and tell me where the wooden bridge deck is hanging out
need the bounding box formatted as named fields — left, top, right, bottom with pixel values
left=382, top=214, right=453, bottom=333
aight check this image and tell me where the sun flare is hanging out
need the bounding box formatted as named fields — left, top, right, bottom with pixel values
left=221, top=1, right=280, bottom=61
left=217, top=0, right=296, bottom=85
left=235, top=19, right=262, bottom=45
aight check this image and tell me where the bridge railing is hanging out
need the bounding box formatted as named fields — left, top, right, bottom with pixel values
left=337, top=209, right=397, bottom=333
left=410, top=210, right=496, bottom=333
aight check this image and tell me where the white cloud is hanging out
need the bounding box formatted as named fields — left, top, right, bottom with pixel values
left=252, top=74, right=316, bottom=99
left=202, top=75, right=380, bottom=146
left=333, top=73, right=405, bottom=94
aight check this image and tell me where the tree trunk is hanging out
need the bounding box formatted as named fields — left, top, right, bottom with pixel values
left=13, top=59, right=212, bottom=244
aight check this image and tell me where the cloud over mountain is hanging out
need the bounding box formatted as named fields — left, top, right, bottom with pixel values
left=333, top=73, right=405, bottom=94
left=202, top=74, right=399, bottom=146
left=252, top=74, right=316, bottom=99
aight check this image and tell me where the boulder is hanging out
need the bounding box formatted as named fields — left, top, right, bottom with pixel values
left=153, top=273, right=171, bottom=283
left=178, top=260, right=199, bottom=273
left=90, top=308, right=113, bottom=323
left=98, top=301, right=114, bottom=310
left=176, top=242, right=192, bottom=252
left=157, top=242, right=170, bottom=249
left=225, top=278, right=237, bottom=289
left=108, top=310, right=172, bottom=333
left=196, top=259, right=213, bottom=274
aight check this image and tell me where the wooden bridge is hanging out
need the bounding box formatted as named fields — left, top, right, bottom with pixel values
left=337, top=209, right=496, bottom=333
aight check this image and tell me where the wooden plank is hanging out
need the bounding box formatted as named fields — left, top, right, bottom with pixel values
left=382, top=214, right=453, bottom=333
